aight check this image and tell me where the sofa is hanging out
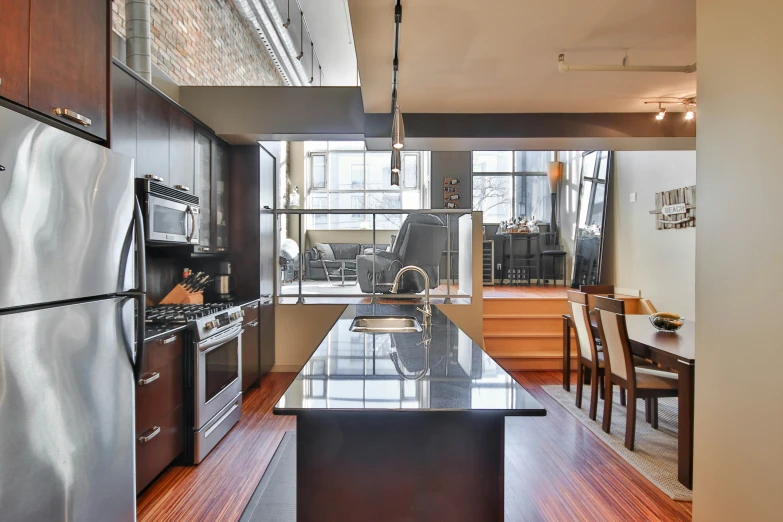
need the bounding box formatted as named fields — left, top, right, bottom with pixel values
left=356, top=214, right=448, bottom=294
left=304, top=243, right=389, bottom=281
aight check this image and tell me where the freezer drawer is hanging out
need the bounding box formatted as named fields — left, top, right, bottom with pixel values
left=0, top=297, right=136, bottom=521
left=0, top=105, right=135, bottom=310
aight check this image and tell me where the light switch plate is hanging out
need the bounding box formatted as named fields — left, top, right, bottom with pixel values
left=630, top=192, right=637, bottom=203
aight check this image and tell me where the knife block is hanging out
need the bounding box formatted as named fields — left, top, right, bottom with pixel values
left=159, top=284, right=204, bottom=305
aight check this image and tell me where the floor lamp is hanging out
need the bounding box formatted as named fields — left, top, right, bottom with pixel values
left=547, top=161, right=562, bottom=239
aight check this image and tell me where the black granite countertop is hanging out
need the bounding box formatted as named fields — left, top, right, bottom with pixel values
left=143, top=324, right=189, bottom=343
left=274, top=304, right=546, bottom=416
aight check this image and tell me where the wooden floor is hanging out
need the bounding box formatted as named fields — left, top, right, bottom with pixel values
left=137, top=372, right=692, bottom=522
left=484, top=284, right=569, bottom=298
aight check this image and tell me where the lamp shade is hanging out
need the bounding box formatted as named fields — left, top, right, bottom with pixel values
left=547, top=161, right=562, bottom=194
left=391, top=104, right=405, bottom=150
left=390, top=149, right=401, bottom=186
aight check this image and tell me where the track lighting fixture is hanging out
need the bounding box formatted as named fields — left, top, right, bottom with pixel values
left=296, top=11, right=304, bottom=60
left=645, top=98, right=696, bottom=121
left=391, top=104, right=404, bottom=150
left=390, top=149, right=401, bottom=186
left=282, top=0, right=291, bottom=29
left=308, top=43, right=314, bottom=84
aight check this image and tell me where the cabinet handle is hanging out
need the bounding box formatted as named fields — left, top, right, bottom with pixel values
left=200, top=247, right=210, bottom=252
left=246, top=320, right=259, bottom=327
left=248, top=303, right=259, bottom=310
left=159, top=335, right=177, bottom=345
left=217, top=247, right=227, bottom=252
left=137, top=371, right=160, bottom=386
left=138, top=426, right=161, bottom=443
left=144, top=174, right=164, bottom=182
left=53, top=108, right=91, bottom=126
left=175, top=185, right=191, bottom=192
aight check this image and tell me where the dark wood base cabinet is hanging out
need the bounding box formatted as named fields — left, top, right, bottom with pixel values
left=241, top=302, right=261, bottom=391
left=135, top=332, right=186, bottom=493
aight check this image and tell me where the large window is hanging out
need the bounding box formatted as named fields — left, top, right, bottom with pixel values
left=307, top=142, right=427, bottom=229
left=472, top=151, right=554, bottom=223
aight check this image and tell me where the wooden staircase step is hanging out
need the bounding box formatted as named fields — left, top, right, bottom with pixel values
left=483, top=297, right=569, bottom=315
left=483, top=314, right=565, bottom=334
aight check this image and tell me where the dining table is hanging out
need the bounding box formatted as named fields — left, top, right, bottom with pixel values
left=561, top=312, right=696, bottom=489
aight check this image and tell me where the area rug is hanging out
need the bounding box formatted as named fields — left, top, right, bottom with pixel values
left=238, top=432, right=296, bottom=522
left=541, top=385, right=692, bottom=501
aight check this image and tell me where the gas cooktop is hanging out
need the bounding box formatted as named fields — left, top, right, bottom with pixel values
left=145, top=303, right=235, bottom=324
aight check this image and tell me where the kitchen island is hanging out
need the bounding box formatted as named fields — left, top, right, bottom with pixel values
left=274, top=304, right=545, bottom=521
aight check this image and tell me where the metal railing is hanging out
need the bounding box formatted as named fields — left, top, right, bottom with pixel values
left=272, top=209, right=472, bottom=303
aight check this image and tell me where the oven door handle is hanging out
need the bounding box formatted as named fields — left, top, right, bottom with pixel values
left=198, top=325, right=244, bottom=353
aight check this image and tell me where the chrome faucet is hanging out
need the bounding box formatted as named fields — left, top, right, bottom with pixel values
left=390, top=265, right=432, bottom=328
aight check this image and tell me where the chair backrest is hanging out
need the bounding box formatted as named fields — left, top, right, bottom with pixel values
left=567, top=290, right=598, bottom=363
left=580, top=285, right=614, bottom=294
left=593, top=295, right=634, bottom=383
left=391, top=214, right=445, bottom=257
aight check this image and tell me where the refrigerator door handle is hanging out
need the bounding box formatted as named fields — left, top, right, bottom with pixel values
left=120, top=197, right=147, bottom=380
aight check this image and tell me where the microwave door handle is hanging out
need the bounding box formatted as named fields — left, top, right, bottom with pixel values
left=185, top=205, right=195, bottom=243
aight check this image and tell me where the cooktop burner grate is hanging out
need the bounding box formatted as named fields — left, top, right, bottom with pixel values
left=145, top=303, right=235, bottom=324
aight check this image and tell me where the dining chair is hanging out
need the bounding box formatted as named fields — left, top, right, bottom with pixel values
left=593, top=295, right=679, bottom=450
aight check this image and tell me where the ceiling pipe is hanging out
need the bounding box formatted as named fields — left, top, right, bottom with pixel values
left=558, top=54, right=697, bottom=74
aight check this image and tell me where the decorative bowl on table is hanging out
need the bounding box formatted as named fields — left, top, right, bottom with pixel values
left=649, top=312, right=685, bottom=333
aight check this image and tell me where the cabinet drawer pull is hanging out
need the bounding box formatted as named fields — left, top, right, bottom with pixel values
left=175, top=185, right=191, bottom=192
left=137, top=371, right=160, bottom=386
left=247, top=303, right=259, bottom=310
left=53, top=108, right=91, bottom=126
left=159, top=335, right=177, bottom=345
left=138, top=426, right=161, bottom=443
left=246, top=320, right=259, bottom=327
left=144, top=174, right=164, bottom=182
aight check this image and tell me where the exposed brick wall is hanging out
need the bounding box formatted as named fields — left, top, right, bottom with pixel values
left=112, top=0, right=283, bottom=86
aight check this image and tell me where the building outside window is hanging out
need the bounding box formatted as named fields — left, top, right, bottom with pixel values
left=472, top=151, right=554, bottom=224
left=306, top=142, right=428, bottom=230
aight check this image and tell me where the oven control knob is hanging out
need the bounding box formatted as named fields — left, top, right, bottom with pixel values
left=204, top=320, right=216, bottom=331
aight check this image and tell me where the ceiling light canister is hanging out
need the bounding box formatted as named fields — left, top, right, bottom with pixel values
left=656, top=106, right=666, bottom=120
left=684, top=107, right=695, bottom=120
left=391, top=105, right=405, bottom=150
left=391, top=149, right=401, bottom=186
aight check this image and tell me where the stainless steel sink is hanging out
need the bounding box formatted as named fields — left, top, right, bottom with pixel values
left=349, top=316, right=422, bottom=333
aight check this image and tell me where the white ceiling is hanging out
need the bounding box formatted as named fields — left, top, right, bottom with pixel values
left=348, top=0, right=696, bottom=113
left=298, top=0, right=358, bottom=86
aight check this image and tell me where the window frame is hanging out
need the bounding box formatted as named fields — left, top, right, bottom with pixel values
left=471, top=151, right=555, bottom=224
left=306, top=145, right=425, bottom=230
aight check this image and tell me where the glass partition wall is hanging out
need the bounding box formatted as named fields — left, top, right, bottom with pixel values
left=274, top=209, right=472, bottom=304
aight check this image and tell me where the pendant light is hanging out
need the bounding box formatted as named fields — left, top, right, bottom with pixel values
left=391, top=104, right=404, bottom=149
left=390, top=149, right=401, bottom=186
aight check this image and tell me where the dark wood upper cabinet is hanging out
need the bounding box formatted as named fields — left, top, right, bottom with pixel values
left=28, top=0, right=108, bottom=140
left=170, top=107, right=196, bottom=193
left=214, top=141, right=230, bottom=251
left=136, top=84, right=171, bottom=183
left=0, top=0, right=30, bottom=106
left=110, top=64, right=137, bottom=163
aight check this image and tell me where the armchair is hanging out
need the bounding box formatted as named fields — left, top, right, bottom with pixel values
left=356, top=214, right=448, bottom=293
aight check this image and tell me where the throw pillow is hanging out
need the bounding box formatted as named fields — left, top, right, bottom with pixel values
left=314, top=243, right=335, bottom=261
left=309, top=247, right=320, bottom=261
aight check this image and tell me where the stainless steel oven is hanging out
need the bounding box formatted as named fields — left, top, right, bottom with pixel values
left=137, top=178, right=200, bottom=245
left=192, top=308, right=244, bottom=463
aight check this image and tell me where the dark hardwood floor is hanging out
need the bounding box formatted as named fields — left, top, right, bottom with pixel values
left=137, top=371, right=692, bottom=522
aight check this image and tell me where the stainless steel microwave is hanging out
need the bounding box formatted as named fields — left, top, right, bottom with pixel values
left=136, top=178, right=200, bottom=245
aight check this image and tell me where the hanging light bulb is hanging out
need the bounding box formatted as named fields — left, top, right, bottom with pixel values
left=390, top=149, right=401, bottom=186
left=391, top=104, right=405, bottom=149
left=655, top=104, right=666, bottom=120
left=684, top=105, right=695, bottom=120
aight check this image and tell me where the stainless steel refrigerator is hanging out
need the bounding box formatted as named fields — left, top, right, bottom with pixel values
left=0, top=105, right=144, bottom=521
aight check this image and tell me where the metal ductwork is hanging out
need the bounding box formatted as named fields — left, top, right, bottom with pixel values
left=235, top=0, right=312, bottom=86
left=126, top=0, right=152, bottom=82
left=558, top=54, right=697, bottom=74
